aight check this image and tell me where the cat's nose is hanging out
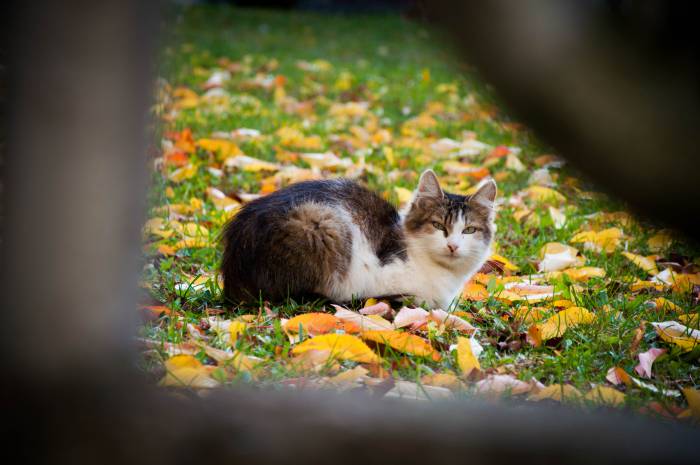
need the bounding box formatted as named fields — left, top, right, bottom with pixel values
left=447, top=243, right=459, bottom=254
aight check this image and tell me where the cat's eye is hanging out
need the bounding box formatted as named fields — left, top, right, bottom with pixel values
left=432, top=221, right=446, bottom=231
left=462, top=226, right=478, bottom=234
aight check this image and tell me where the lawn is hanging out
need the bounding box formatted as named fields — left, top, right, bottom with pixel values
left=140, top=5, right=700, bottom=419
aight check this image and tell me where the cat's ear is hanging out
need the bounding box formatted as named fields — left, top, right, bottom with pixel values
left=469, top=177, right=497, bottom=208
left=415, top=169, right=443, bottom=199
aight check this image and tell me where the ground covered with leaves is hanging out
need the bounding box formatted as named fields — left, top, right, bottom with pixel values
left=140, top=6, right=700, bottom=420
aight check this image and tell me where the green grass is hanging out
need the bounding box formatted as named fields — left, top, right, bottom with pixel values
left=141, top=5, right=700, bottom=418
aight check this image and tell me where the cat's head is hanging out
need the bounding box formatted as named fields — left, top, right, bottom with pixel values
left=403, top=170, right=497, bottom=269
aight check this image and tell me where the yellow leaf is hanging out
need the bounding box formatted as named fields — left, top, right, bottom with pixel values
left=361, top=330, right=440, bottom=361
left=570, top=228, right=623, bottom=254
left=651, top=321, right=700, bottom=352
left=196, top=138, right=242, bottom=158
left=554, top=267, right=606, bottom=282
left=648, top=230, right=673, bottom=252
left=529, top=307, right=596, bottom=345
left=490, top=253, right=519, bottom=271
left=206, top=187, right=240, bottom=211
left=682, top=388, right=700, bottom=419
left=284, top=313, right=341, bottom=335
left=172, top=237, right=208, bottom=250
left=291, top=334, right=380, bottom=364
left=159, top=355, right=219, bottom=389
left=525, top=185, right=566, bottom=204
left=622, top=252, right=658, bottom=276
left=630, top=280, right=665, bottom=292
left=143, top=218, right=175, bottom=238
left=512, top=306, right=548, bottom=323
left=229, top=321, right=247, bottom=345
left=169, top=164, right=198, bottom=183
left=584, top=386, right=625, bottom=407
left=394, top=186, right=413, bottom=205
left=653, top=297, right=682, bottom=313
left=456, top=336, right=480, bottom=376
left=528, top=384, right=582, bottom=402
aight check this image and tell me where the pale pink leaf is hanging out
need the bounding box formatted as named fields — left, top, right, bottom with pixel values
left=393, top=307, right=429, bottom=329
left=634, top=348, right=666, bottom=378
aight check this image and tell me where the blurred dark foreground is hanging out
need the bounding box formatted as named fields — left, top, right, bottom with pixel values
left=2, top=1, right=699, bottom=464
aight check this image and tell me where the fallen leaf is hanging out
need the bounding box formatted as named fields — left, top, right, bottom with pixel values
left=474, top=374, right=532, bottom=396
left=428, top=309, right=476, bottom=334
left=538, top=242, right=585, bottom=272
left=584, top=386, right=625, bottom=407
left=647, top=230, right=673, bottom=252
left=384, top=380, right=452, bottom=401
left=169, top=164, right=198, bottom=183
left=528, top=384, right=582, bottom=402
left=359, top=301, right=393, bottom=318
left=333, top=306, right=394, bottom=331
left=393, top=307, right=429, bottom=329
left=421, top=372, right=463, bottom=391
left=606, top=366, right=633, bottom=386
left=634, top=348, right=666, bottom=378
left=284, top=312, right=341, bottom=335
left=291, top=334, right=380, bottom=364
left=159, top=355, right=219, bottom=389
left=462, top=282, right=488, bottom=301
left=525, top=186, right=566, bottom=204
left=456, top=336, right=480, bottom=376
left=622, top=252, right=659, bottom=276
left=570, top=228, right=623, bottom=254
left=361, top=330, right=441, bottom=361
left=651, top=321, right=700, bottom=352
left=682, top=388, right=700, bottom=419
left=528, top=307, right=596, bottom=346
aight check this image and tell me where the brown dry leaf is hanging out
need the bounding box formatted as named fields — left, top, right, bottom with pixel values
left=528, top=307, right=596, bottom=346
left=159, top=354, right=219, bottom=389
left=361, top=330, right=441, bottom=361
left=634, top=348, right=666, bottom=378
left=621, top=252, right=659, bottom=276
left=570, top=227, right=623, bottom=254
left=291, top=334, right=381, bottom=364
left=284, top=312, right=341, bottom=335
left=584, top=386, right=625, bottom=407
left=528, top=384, right=582, bottom=402
left=456, top=336, right=480, bottom=376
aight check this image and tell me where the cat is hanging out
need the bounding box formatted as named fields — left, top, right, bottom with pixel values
left=221, top=170, right=496, bottom=309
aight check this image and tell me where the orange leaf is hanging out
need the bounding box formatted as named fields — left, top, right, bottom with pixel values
left=284, top=313, right=341, bottom=335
